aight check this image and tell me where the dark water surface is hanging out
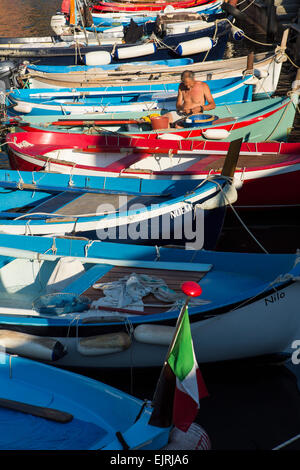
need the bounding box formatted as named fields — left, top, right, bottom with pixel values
left=0, top=1, right=300, bottom=451
left=0, top=0, right=61, bottom=37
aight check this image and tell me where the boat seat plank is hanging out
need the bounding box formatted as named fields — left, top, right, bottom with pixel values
left=55, top=193, right=136, bottom=216
left=83, top=265, right=207, bottom=314
left=54, top=193, right=171, bottom=216
left=27, top=191, right=83, bottom=215
left=199, top=153, right=289, bottom=172
left=105, top=151, right=149, bottom=171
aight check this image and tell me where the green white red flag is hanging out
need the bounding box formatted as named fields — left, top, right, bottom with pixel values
left=167, top=306, right=208, bottom=432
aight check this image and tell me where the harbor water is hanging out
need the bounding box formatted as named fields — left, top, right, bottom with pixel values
left=0, top=0, right=300, bottom=450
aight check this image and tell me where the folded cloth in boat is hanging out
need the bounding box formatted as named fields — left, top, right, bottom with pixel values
left=91, top=272, right=210, bottom=314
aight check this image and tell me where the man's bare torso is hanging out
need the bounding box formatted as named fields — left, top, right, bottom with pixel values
left=179, top=81, right=206, bottom=108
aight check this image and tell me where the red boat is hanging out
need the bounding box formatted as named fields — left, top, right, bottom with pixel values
left=92, top=0, right=213, bottom=12
left=6, top=131, right=300, bottom=208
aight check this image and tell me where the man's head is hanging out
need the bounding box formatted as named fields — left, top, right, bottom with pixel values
left=181, top=70, right=195, bottom=88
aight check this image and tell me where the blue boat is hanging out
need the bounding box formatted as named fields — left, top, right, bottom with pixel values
left=0, top=167, right=237, bottom=247
left=0, top=18, right=230, bottom=66
left=0, top=353, right=170, bottom=450
left=27, top=57, right=194, bottom=73
left=7, top=75, right=254, bottom=116
left=91, top=14, right=157, bottom=28
left=0, top=233, right=298, bottom=367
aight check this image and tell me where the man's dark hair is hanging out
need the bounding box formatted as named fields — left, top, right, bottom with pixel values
left=181, top=70, right=195, bottom=80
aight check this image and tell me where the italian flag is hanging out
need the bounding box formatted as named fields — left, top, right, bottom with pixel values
left=167, top=307, right=209, bottom=432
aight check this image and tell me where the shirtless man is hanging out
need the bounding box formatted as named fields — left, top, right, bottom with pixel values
left=165, top=70, right=216, bottom=125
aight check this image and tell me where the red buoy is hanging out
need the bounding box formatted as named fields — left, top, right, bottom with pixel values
left=181, top=281, right=202, bottom=297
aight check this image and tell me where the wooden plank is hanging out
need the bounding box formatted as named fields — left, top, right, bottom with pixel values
left=200, top=153, right=288, bottom=172
left=0, top=398, right=73, bottom=423
left=83, top=265, right=207, bottom=314
left=27, top=191, right=83, bottom=215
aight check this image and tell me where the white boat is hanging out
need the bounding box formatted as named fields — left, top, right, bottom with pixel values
left=25, top=49, right=287, bottom=100
left=0, top=234, right=297, bottom=368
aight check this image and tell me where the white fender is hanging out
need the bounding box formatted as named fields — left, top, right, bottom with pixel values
left=202, top=128, right=230, bottom=140
left=231, top=25, right=244, bottom=41
left=176, top=37, right=213, bottom=56
left=77, top=332, right=131, bottom=356
left=116, top=43, right=156, bottom=60
left=85, top=51, right=112, bottom=66
left=0, top=330, right=66, bottom=361
left=13, top=102, right=32, bottom=114
left=134, top=324, right=175, bottom=346
left=158, top=133, right=184, bottom=141
left=253, top=69, right=269, bottom=79
left=163, top=5, right=175, bottom=13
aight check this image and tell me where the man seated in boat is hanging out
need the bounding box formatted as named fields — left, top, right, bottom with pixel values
left=165, top=71, right=216, bottom=127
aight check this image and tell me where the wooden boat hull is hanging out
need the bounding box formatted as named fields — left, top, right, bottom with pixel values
left=90, top=0, right=223, bottom=25
left=0, top=353, right=170, bottom=449
left=0, top=20, right=229, bottom=66
left=0, top=234, right=298, bottom=367
left=25, top=51, right=284, bottom=102
left=6, top=134, right=300, bottom=208
left=92, top=0, right=215, bottom=12
left=0, top=170, right=234, bottom=249
left=7, top=76, right=254, bottom=117
left=16, top=94, right=298, bottom=143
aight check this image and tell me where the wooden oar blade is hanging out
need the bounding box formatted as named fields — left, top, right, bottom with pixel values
left=221, top=137, right=243, bottom=178
left=0, top=398, right=73, bottom=423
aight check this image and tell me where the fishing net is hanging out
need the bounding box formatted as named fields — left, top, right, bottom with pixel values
left=33, top=293, right=90, bottom=316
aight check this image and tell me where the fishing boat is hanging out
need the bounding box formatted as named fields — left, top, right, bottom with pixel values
left=0, top=17, right=230, bottom=66
left=25, top=57, right=194, bottom=74
left=23, top=48, right=286, bottom=101
left=91, top=0, right=218, bottom=13
left=0, top=157, right=238, bottom=245
left=6, top=132, right=300, bottom=209
left=6, top=75, right=254, bottom=117
left=8, top=92, right=161, bottom=116
left=90, top=0, right=224, bottom=27
left=0, top=0, right=223, bottom=50
left=0, top=353, right=170, bottom=449
left=14, top=86, right=299, bottom=143
left=0, top=233, right=298, bottom=367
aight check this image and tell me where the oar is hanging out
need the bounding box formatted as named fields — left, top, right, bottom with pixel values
left=149, top=281, right=202, bottom=427
left=84, top=303, right=177, bottom=318
left=51, top=119, right=143, bottom=126
left=0, top=398, right=73, bottom=423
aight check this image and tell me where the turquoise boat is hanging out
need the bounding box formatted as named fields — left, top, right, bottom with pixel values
left=0, top=353, right=170, bottom=450
left=15, top=90, right=299, bottom=143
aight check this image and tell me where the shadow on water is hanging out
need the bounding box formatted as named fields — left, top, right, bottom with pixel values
left=0, top=1, right=300, bottom=450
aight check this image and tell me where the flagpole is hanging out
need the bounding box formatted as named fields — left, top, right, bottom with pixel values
left=149, top=282, right=202, bottom=427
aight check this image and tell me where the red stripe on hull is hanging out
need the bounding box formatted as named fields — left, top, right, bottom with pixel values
left=92, top=0, right=210, bottom=12
left=8, top=150, right=300, bottom=207
left=18, top=100, right=291, bottom=140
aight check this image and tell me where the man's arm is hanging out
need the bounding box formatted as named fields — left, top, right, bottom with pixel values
left=202, top=83, right=216, bottom=111
left=176, top=87, right=184, bottom=111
